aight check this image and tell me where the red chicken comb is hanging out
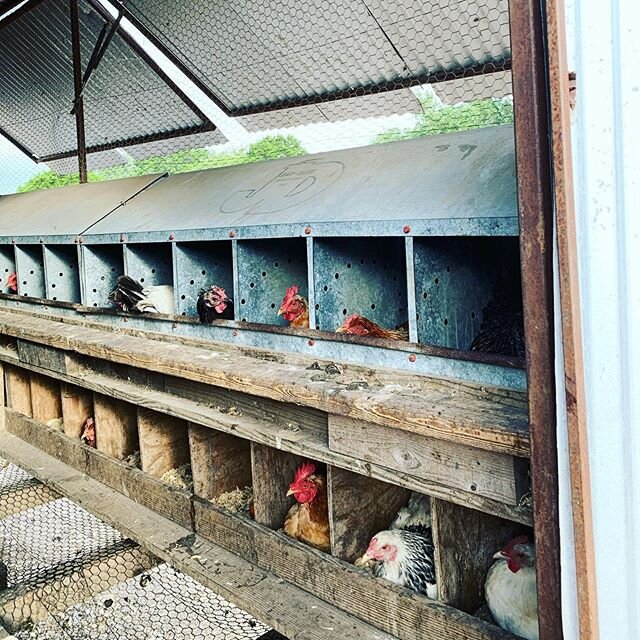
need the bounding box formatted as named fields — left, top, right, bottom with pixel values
left=283, top=285, right=300, bottom=302
left=502, top=535, right=530, bottom=552
left=293, top=462, right=316, bottom=484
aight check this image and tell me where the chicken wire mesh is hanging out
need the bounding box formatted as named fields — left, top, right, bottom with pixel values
left=0, top=0, right=513, bottom=195
left=0, top=459, right=276, bottom=639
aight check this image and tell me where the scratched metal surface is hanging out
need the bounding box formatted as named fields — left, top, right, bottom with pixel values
left=0, top=174, right=163, bottom=240
left=82, top=126, right=517, bottom=239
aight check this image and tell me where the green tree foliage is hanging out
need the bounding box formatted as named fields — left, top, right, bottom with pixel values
left=374, top=94, right=514, bottom=144
left=16, top=135, right=307, bottom=193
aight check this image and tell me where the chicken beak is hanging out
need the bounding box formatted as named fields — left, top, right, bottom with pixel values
left=286, top=488, right=296, bottom=497
left=335, top=325, right=346, bottom=333
left=226, top=297, right=233, bottom=304
left=277, top=307, right=284, bottom=317
left=493, top=550, right=508, bottom=560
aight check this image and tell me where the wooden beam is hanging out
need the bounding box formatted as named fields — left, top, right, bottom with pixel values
left=29, top=373, right=61, bottom=423
left=0, top=308, right=530, bottom=456
left=188, top=424, right=251, bottom=500
left=94, top=393, right=138, bottom=460
left=138, top=408, right=189, bottom=479
left=5, top=365, right=32, bottom=417
left=61, top=382, right=93, bottom=439
left=327, top=466, right=409, bottom=563
left=431, top=499, right=528, bottom=614
left=329, top=416, right=530, bottom=505
left=251, top=443, right=304, bottom=530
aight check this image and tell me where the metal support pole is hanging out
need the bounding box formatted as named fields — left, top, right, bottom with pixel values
left=69, top=0, right=88, bottom=183
left=509, top=0, right=563, bottom=639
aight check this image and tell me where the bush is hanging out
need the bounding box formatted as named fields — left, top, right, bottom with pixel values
left=374, top=95, right=514, bottom=144
left=16, top=135, right=307, bottom=193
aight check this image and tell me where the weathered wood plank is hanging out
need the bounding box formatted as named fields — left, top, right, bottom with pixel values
left=17, top=339, right=66, bottom=374
left=0, top=430, right=398, bottom=640
left=328, top=466, right=409, bottom=562
left=431, top=499, right=529, bottom=614
left=329, top=416, right=529, bottom=505
left=193, top=499, right=519, bottom=640
left=5, top=365, right=32, bottom=417
left=93, top=393, right=138, bottom=460
left=0, top=308, right=530, bottom=456
left=251, top=443, right=304, bottom=530
left=0, top=545, right=157, bottom=632
left=188, top=424, right=252, bottom=500
left=0, top=351, right=532, bottom=525
left=61, top=383, right=93, bottom=439
left=138, top=408, right=189, bottom=479
left=29, top=373, right=61, bottom=423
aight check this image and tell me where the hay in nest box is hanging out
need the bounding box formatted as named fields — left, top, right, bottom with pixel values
left=213, top=486, right=253, bottom=514
left=123, top=450, right=141, bottom=469
left=161, top=464, right=193, bottom=491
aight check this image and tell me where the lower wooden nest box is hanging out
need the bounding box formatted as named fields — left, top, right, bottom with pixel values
left=0, top=322, right=533, bottom=640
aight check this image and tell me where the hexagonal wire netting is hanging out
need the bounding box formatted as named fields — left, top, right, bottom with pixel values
left=0, top=0, right=513, bottom=195
left=0, top=459, right=275, bottom=639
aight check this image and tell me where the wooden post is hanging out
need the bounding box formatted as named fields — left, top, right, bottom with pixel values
left=94, top=393, right=138, bottom=460
left=29, top=373, right=61, bottom=423
left=188, top=424, right=251, bottom=500
left=5, top=366, right=32, bottom=417
left=61, top=383, right=93, bottom=439
left=327, top=467, right=410, bottom=563
left=431, top=498, right=528, bottom=613
left=138, top=408, right=189, bottom=479
left=251, top=443, right=305, bottom=529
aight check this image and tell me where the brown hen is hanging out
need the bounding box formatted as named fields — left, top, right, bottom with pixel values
left=283, top=462, right=330, bottom=552
left=336, top=314, right=409, bottom=341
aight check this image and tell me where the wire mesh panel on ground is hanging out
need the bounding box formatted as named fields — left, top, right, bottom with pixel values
left=0, top=460, right=271, bottom=639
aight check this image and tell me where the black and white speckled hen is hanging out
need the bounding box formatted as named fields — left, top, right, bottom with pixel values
left=109, top=275, right=174, bottom=315
left=360, top=527, right=437, bottom=598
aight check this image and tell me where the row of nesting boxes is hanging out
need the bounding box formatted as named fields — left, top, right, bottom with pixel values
left=0, top=126, right=524, bottom=389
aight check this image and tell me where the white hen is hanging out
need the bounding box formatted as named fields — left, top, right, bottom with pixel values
left=485, top=537, right=539, bottom=640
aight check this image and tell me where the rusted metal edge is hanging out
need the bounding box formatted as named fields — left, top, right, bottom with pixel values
left=70, top=0, right=88, bottom=183
left=508, top=0, right=563, bottom=638
left=545, top=0, right=599, bottom=636
left=38, top=123, right=217, bottom=163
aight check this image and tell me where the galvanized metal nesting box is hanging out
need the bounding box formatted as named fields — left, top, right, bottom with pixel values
left=0, top=126, right=533, bottom=640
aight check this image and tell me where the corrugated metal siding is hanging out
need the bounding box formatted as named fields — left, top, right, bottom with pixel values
left=567, top=0, right=640, bottom=636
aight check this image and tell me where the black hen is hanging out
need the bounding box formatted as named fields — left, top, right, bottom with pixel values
left=471, top=278, right=525, bottom=358
left=196, top=286, right=234, bottom=323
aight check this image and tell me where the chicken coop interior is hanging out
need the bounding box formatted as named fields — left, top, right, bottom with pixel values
left=0, top=0, right=559, bottom=639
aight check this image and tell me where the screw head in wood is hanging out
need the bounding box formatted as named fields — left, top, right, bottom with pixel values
left=304, top=226, right=312, bottom=235
left=403, top=225, right=411, bottom=234
left=408, top=354, right=417, bottom=362
left=229, top=229, right=237, bottom=238
left=308, top=339, right=315, bottom=346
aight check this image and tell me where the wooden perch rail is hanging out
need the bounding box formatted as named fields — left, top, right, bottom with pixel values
left=0, top=308, right=530, bottom=456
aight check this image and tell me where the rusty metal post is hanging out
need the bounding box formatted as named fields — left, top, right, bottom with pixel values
left=69, top=0, right=88, bottom=183
left=508, top=1, right=563, bottom=639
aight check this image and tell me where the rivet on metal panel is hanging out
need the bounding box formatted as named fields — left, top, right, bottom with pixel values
left=232, top=330, right=238, bottom=337
left=79, top=237, right=83, bottom=244
left=11, top=239, right=15, bottom=244
left=172, top=322, right=178, bottom=329
left=403, top=225, right=411, bottom=234
left=169, top=233, right=175, bottom=241
left=408, top=354, right=417, bottom=362
left=123, top=316, right=128, bottom=322
left=39, top=239, right=44, bottom=244
left=304, top=226, right=312, bottom=235
left=120, top=234, right=126, bottom=243
left=308, top=338, right=315, bottom=346
left=229, top=230, right=237, bottom=238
